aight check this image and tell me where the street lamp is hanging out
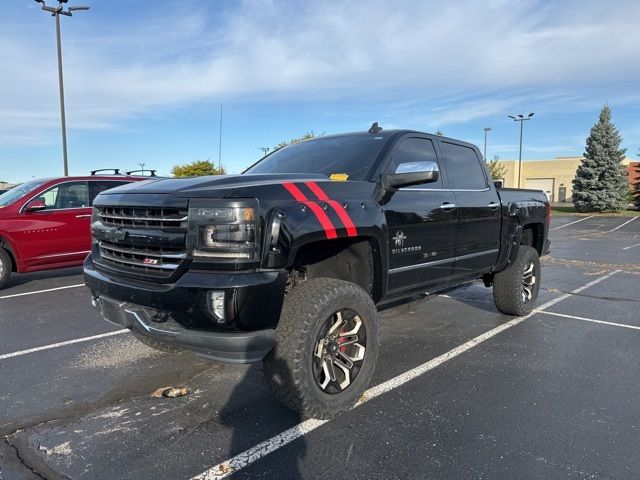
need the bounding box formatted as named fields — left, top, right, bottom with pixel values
left=258, top=147, right=270, bottom=157
left=34, top=0, right=90, bottom=177
left=138, top=163, right=145, bottom=175
left=483, top=127, right=491, bottom=161
left=508, top=113, right=535, bottom=188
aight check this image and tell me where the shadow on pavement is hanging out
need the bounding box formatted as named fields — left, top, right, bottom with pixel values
left=3, top=266, right=83, bottom=289
left=217, top=360, right=306, bottom=479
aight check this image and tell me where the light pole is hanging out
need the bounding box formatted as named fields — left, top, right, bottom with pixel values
left=508, top=113, right=535, bottom=188
left=258, top=147, right=270, bottom=157
left=34, top=0, right=89, bottom=177
left=483, top=127, right=491, bottom=161
left=138, top=163, right=145, bottom=175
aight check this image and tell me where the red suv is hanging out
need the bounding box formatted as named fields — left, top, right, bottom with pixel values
left=0, top=170, right=153, bottom=289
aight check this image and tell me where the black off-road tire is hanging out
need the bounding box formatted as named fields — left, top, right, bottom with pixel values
left=132, top=331, right=184, bottom=354
left=0, top=248, right=12, bottom=290
left=264, top=278, right=379, bottom=419
left=493, top=245, right=541, bottom=316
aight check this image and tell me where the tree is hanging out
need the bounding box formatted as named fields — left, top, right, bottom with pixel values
left=171, top=160, right=226, bottom=177
left=572, top=105, right=628, bottom=212
left=274, top=131, right=316, bottom=151
left=487, top=155, right=507, bottom=180
left=435, top=130, right=444, bottom=136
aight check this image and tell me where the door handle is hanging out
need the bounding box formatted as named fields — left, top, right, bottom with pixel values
left=440, top=202, right=456, bottom=211
left=488, top=202, right=500, bottom=210
left=76, top=214, right=92, bottom=219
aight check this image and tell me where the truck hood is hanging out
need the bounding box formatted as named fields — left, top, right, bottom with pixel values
left=99, top=173, right=328, bottom=197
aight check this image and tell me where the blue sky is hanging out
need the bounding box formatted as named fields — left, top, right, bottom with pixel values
left=1, top=0, right=639, bottom=183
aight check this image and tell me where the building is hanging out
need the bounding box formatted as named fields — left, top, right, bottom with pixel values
left=496, top=156, right=634, bottom=203
left=0, top=181, right=19, bottom=190
left=628, top=161, right=640, bottom=193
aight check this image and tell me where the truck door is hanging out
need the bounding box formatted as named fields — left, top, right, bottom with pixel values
left=438, top=140, right=501, bottom=278
left=382, top=135, right=457, bottom=294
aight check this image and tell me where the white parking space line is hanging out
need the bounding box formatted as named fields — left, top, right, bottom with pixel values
left=622, top=243, right=640, bottom=250
left=0, top=330, right=128, bottom=361
left=192, top=269, right=620, bottom=480
left=0, top=283, right=85, bottom=300
left=552, top=215, right=594, bottom=230
left=538, top=310, right=640, bottom=331
left=608, top=216, right=637, bottom=232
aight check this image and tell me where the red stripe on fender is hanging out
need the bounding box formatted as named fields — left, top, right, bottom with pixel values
left=282, top=182, right=307, bottom=202
left=282, top=182, right=337, bottom=240
left=305, top=181, right=358, bottom=237
left=303, top=202, right=337, bottom=239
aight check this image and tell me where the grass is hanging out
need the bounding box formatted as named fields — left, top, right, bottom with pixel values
left=551, top=205, right=640, bottom=217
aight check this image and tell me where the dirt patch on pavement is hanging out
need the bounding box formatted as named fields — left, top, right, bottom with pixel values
left=73, top=335, right=165, bottom=369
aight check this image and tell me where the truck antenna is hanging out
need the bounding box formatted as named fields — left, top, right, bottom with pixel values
left=368, top=122, right=382, bottom=134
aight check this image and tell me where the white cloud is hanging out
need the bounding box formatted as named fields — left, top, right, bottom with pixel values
left=1, top=0, right=639, bottom=145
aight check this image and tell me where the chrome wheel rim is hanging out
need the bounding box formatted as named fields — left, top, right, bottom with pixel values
left=0, top=254, right=4, bottom=278
left=521, top=261, right=536, bottom=302
left=313, top=309, right=366, bottom=394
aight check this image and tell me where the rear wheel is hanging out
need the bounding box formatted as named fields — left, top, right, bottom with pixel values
left=0, top=249, right=12, bottom=290
left=264, top=278, right=379, bottom=419
left=493, top=245, right=541, bottom=316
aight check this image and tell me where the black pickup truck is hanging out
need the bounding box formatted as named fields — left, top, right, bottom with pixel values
left=84, top=126, right=550, bottom=418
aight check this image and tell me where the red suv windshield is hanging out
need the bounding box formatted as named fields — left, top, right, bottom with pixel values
left=0, top=179, right=49, bottom=208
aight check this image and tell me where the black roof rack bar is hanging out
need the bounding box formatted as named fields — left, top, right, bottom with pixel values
left=125, top=169, right=157, bottom=177
left=91, top=169, right=122, bottom=175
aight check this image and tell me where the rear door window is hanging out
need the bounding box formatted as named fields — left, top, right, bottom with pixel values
left=440, top=142, right=488, bottom=190
left=89, top=181, right=130, bottom=205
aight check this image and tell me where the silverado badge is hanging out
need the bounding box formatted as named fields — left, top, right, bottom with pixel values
left=391, top=230, right=421, bottom=254
left=393, top=230, right=407, bottom=247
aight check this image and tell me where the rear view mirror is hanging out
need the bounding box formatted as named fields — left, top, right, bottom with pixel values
left=25, top=199, right=46, bottom=212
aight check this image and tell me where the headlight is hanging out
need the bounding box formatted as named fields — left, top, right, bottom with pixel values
left=187, top=203, right=258, bottom=261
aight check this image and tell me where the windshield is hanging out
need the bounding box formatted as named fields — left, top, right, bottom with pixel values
left=244, top=134, right=387, bottom=181
left=0, top=179, right=48, bottom=208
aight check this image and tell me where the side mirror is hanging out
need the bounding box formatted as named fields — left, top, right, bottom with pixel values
left=25, top=199, right=46, bottom=212
left=383, top=161, right=439, bottom=189
left=375, top=161, right=440, bottom=204
left=494, top=180, right=503, bottom=189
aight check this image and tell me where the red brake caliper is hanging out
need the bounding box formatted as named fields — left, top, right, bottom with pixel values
left=338, top=329, right=348, bottom=352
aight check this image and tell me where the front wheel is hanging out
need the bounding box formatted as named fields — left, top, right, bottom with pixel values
left=264, top=278, right=379, bottom=419
left=493, top=245, right=541, bottom=316
left=0, top=249, right=12, bottom=290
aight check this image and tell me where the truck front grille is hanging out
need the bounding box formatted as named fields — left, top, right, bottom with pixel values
left=93, top=205, right=188, bottom=280
left=97, top=206, right=188, bottom=230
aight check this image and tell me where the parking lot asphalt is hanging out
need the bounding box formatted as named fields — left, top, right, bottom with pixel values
left=1, top=214, right=639, bottom=480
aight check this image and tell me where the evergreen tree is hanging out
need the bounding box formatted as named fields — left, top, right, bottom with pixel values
left=572, top=106, right=628, bottom=212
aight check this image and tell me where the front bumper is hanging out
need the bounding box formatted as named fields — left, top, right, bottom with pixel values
left=84, top=255, right=288, bottom=331
left=93, top=294, right=275, bottom=363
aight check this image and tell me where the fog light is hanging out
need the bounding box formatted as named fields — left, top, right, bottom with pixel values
left=208, top=290, right=225, bottom=322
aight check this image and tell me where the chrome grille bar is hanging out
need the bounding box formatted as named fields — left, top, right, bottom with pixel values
left=99, top=250, right=180, bottom=271
left=98, top=241, right=186, bottom=260
left=96, top=206, right=188, bottom=230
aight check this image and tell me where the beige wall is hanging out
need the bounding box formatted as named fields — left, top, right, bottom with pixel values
left=496, top=157, right=633, bottom=203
